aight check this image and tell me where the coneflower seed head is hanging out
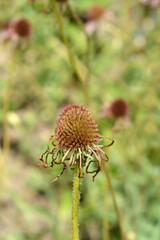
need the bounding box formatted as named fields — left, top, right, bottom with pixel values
left=38, top=104, right=114, bottom=182
left=56, top=104, right=99, bottom=150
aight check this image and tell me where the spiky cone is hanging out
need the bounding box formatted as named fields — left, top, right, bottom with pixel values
left=38, top=104, right=114, bottom=182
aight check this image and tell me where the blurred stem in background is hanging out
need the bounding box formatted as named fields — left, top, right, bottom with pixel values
left=72, top=163, right=82, bottom=240
left=103, top=163, right=125, bottom=240
left=0, top=53, right=15, bottom=187
left=122, top=0, right=132, bottom=37
left=67, top=3, right=91, bottom=83
left=102, top=172, right=110, bottom=240
left=50, top=0, right=90, bottom=107
left=122, top=0, right=133, bottom=57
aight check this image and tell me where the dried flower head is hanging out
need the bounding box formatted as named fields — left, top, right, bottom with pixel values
left=38, top=104, right=114, bottom=182
left=0, top=20, right=17, bottom=42
left=0, top=21, right=10, bottom=30
left=56, top=0, right=68, bottom=3
left=14, top=19, right=31, bottom=37
left=110, top=99, right=129, bottom=118
left=140, top=0, right=160, bottom=8
left=103, top=99, right=129, bottom=119
left=86, top=5, right=105, bottom=21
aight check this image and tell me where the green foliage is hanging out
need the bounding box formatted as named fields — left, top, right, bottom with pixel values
left=0, top=0, right=160, bottom=240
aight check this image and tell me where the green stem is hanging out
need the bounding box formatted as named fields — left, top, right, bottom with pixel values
left=1, top=55, right=14, bottom=185
left=72, top=164, right=82, bottom=240
left=122, top=0, right=132, bottom=43
left=3, top=67, right=11, bottom=163
left=102, top=174, right=110, bottom=240
left=103, top=164, right=125, bottom=240
left=67, top=3, right=91, bottom=82
left=50, top=0, right=90, bottom=107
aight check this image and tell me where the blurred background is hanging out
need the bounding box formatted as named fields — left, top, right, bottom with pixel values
left=0, top=0, right=160, bottom=240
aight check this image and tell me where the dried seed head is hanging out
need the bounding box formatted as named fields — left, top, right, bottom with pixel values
left=14, top=19, right=31, bottom=37
left=0, top=21, right=10, bottom=30
left=110, top=98, right=129, bottom=118
left=140, top=0, right=160, bottom=8
left=56, top=104, right=99, bottom=150
left=38, top=104, right=114, bottom=182
left=56, top=0, right=68, bottom=3
left=0, top=20, right=17, bottom=42
left=86, top=5, right=105, bottom=21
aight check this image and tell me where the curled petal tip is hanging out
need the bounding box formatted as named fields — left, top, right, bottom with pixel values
left=36, top=163, right=49, bottom=168
left=51, top=179, right=57, bottom=183
left=36, top=164, right=44, bottom=168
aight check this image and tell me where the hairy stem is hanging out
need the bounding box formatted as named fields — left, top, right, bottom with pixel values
left=103, top=164, right=125, bottom=240
left=50, top=0, right=90, bottom=107
left=72, top=163, right=82, bottom=240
